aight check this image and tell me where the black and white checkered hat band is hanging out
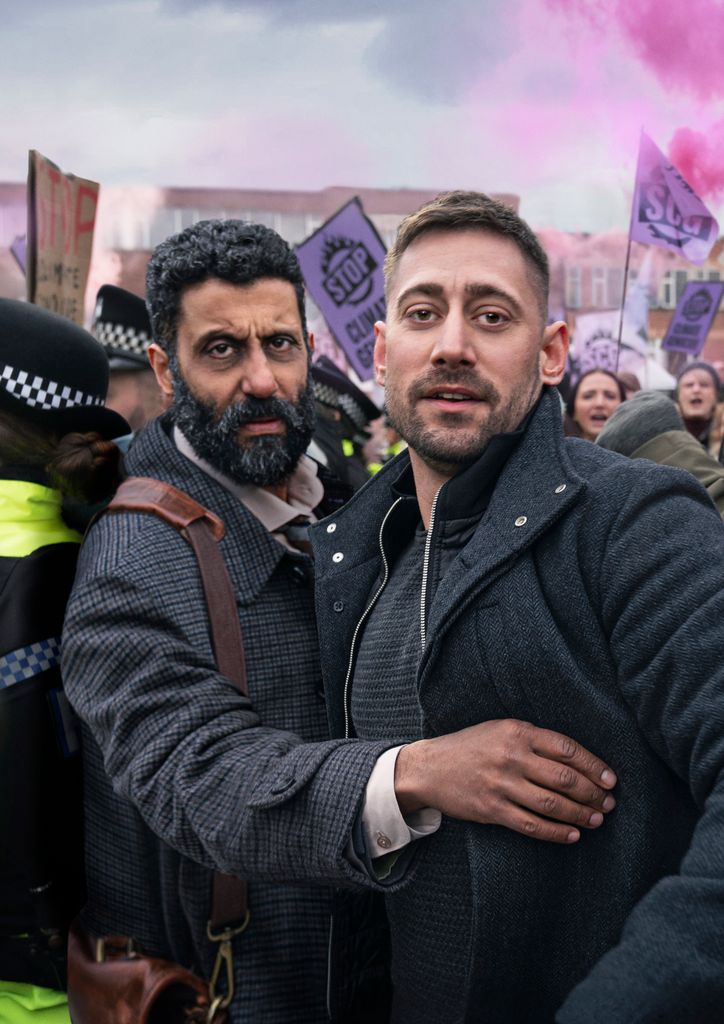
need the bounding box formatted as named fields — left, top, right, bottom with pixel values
left=95, top=320, right=150, bottom=356
left=314, top=380, right=368, bottom=429
left=0, top=363, right=104, bottom=411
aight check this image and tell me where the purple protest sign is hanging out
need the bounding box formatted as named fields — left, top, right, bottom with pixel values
left=630, top=131, right=719, bottom=265
left=10, top=235, right=26, bottom=275
left=296, top=197, right=386, bottom=381
left=662, top=280, right=724, bottom=356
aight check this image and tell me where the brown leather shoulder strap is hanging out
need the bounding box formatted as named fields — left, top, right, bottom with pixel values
left=105, top=476, right=247, bottom=698
left=108, top=477, right=226, bottom=541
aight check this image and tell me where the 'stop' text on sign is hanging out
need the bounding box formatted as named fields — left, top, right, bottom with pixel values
left=296, top=198, right=387, bottom=381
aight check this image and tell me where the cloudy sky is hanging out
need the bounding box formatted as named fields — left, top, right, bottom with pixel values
left=3, top=0, right=724, bottom=231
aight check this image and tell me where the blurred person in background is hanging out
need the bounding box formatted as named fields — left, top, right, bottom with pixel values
left=366, top=415, right=406, bottom=474
left=0, top=299, right=127, bottom=1024
left=597, top=390, right=724, bottom=518
left=310, top=355, right=380, bottom=491
left=617, top=371, right=641, bottom=401
left=91, top=285, right=165, bottom=435
left=564, top=368, right=625, bottom=441
left=674, top=362, right=722, bottom=463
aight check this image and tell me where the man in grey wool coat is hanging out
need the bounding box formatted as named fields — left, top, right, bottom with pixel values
left=61, top=218, right=618, bottom=1022
left=311, top=190, right=724, bottom=1023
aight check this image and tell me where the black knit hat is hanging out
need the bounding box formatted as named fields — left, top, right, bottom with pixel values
left=92, top=285, right=152, bottom=371
left=0, top=299, right=130, bottom=439
left=311, top=356, right=380, bottom=430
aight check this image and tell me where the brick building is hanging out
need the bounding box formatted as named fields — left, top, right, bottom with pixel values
left=1, top=181, right=722, bottom=370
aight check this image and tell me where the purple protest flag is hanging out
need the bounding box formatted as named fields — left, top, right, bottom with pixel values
left=296, top=197, right=386, bottom=381
left=662, top=280, right=724, bottom=356
left=630, top=131, right=719, bottom=265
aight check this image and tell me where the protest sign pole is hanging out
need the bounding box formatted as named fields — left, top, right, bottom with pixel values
left=614, top=234, right=633, bottom=373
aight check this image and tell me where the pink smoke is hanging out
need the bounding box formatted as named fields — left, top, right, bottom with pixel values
left=619, top=0, right=724, bottom=100
left=668, top=122, right=724, bottom=201
left=549, top=0, right=724, bottom=100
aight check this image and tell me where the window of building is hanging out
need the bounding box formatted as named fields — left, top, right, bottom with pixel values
left=606, top=268, right=624, bottom=308
left=278, top=213, right=307, bottom=244
left=659, top=270, right=689, bottom=309
left=591, top=267, right=606, bottom=307
left=565, top=267, right=581, bottom=309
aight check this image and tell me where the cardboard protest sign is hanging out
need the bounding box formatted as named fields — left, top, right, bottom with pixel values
left=296, top=197, right=386, bottom=381
left=630, top=131, right=719, bottom=266
left=26, top=150, right=99, bottom=325
left=662, top=281, right=724, bottom=356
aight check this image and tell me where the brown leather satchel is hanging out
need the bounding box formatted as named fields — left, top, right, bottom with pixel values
left=68, top=478, right=251, bottom=1024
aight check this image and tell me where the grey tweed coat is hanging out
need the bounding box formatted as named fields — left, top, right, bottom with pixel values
left=62, top=414, right=395, bottom=1023
left=312, top=386, right=724, bottom=1024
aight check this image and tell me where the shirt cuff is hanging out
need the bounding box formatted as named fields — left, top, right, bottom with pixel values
left=362, top=745, right=441, bottom=859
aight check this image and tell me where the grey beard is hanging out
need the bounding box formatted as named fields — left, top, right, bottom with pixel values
left=168, top=356, right=316, bottom=487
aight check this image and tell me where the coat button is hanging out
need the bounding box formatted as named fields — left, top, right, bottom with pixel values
left=514, top=516, right=528, bottom=527
left=332, top=552, right=344, bottom=563
left=554, top=484, right=567, bottom=494
left=376, top=832, right=392, bottom=850
left=333, top=600, right=344, bottom=612
left=326, top=523, right=337, bottom=533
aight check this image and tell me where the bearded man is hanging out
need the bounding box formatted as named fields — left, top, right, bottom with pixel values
left=62, top=220, right=619, bottom=1023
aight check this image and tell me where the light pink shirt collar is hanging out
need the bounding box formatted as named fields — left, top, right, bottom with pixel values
left=173, top=426, right=323, bottom=546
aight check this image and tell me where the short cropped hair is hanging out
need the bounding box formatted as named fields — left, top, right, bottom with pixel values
left=146, top=219, right=308, bottom=352
left=384, top=191, right=550, bottom=319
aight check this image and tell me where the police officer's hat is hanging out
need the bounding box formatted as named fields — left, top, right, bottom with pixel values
left=311, top=356, right=380, bottom=431
left=92, top=285, right=152, bottom=371
left=0, top=298, right=130, bottom=439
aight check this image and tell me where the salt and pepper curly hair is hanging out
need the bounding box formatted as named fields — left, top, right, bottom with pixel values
left=145, top=219, right=308, bottom=352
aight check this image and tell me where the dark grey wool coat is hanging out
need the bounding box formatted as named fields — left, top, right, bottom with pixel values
left=312, top=386, right=724, bottom=1024
left=61, top=415, right=395, bottom=1023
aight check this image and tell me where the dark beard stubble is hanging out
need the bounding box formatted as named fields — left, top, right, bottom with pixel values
left=385, top=365, right=542, bottom=474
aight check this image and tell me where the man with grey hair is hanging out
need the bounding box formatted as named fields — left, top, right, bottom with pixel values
left=312, top=191, right=724, bottom=1023
left=62, top=218, right=617, bottom=1022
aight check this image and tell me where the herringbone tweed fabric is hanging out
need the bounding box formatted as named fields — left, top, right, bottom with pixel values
left=62, top=414, right=393, bottom=1023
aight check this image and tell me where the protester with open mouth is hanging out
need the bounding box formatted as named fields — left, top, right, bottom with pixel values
left=675, top=362, right=722, bottom=461
left=565, top=368, right=625, bottom=441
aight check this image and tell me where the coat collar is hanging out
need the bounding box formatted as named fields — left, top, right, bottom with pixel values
left=126, top=415, right=291, bottom=605
left=423, top=387, right=584, bottom=644
left=312, top=388, right=585, bottom=605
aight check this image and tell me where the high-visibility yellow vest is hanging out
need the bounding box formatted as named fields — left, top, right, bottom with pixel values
left=0, top=481, right=81, bottom=557
left=0, top=979, right=69, bottom=1022
left=0, top=480, right=76, bottom=1022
